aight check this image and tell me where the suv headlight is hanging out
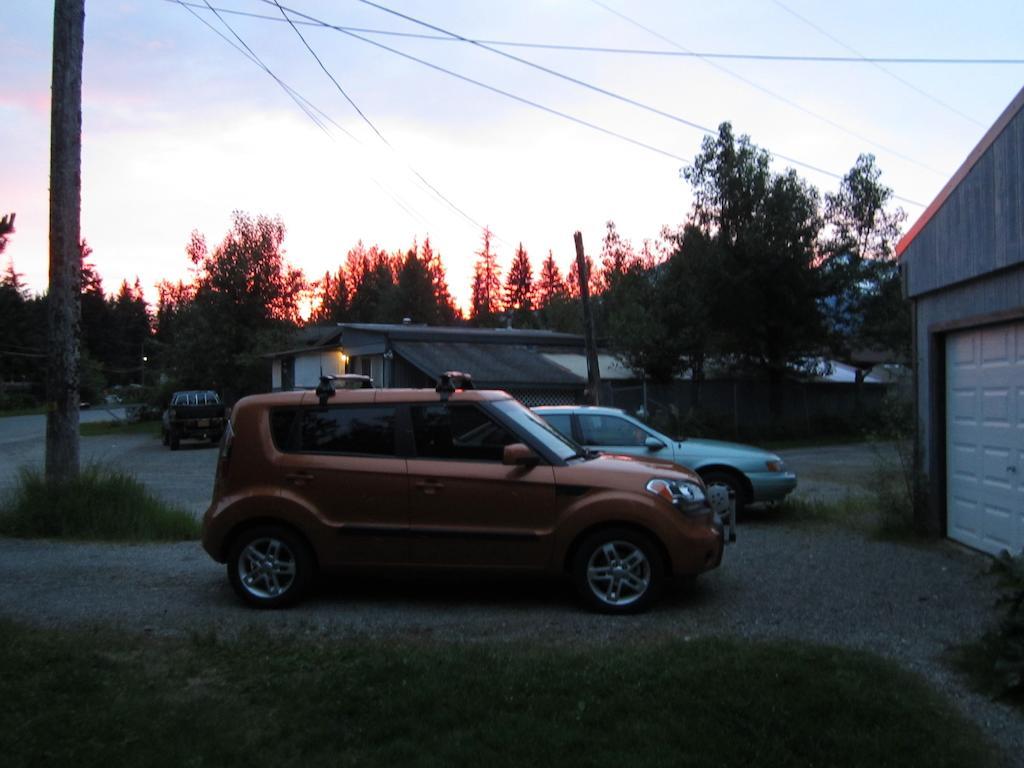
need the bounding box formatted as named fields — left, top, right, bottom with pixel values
left=645, top=478, right=708, bottom=516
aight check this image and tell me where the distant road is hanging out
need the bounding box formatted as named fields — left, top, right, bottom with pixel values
left=0, top=407, right=130, bottom=445
left=0, top=407, right=216, bottom=516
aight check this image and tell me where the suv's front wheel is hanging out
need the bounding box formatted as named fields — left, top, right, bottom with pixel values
left=572, top=528, right=663, bottom=614
left=227, top=525, right=313, bottom=608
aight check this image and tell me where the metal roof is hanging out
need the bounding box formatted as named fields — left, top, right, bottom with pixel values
left=392, top=340, right=584, bottom=388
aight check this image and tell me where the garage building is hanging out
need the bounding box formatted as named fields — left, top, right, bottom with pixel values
left=898, top=85, right=1024, bottom=556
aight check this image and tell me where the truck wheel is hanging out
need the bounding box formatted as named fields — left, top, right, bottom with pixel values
left=572, top=527, right=663, bottom=614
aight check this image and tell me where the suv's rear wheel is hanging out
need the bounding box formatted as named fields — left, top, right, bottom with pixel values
left=572, top=528, right=663, bottom=614
left=227, top=525, right=313, bottom=608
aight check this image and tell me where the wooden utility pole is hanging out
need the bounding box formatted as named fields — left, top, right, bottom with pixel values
left=46, top=0, right=85, bottom=483
left=573, top=231, right=601, bottom=405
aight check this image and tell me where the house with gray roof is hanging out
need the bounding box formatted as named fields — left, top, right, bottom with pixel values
left=269, top=322, right=602, bottom=406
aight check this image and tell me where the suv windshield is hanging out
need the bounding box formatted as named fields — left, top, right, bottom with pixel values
left=491, top=399, right=583, bottom=462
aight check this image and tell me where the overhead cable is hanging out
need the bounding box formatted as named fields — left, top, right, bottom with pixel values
left=268, top=0, right=489, bottom=237
left=168, top=4, right=1024, bottom=65
left=770, top=0, right=986, bottom=128
left=587, top=0, right=946, bottom=178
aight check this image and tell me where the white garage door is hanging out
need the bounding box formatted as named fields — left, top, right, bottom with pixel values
left=946, top=321, right=1024, bottom=556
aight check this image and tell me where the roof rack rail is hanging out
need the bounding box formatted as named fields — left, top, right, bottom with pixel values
left=436, top=371, right=474, bottom=401
left=326, top=374, right=374, bottom=390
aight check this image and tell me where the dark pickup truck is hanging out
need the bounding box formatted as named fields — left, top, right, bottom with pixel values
left=161, top=390, right=226, bottom=450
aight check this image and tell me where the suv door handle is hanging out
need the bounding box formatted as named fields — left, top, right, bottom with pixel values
left=285, top=471, right=315, bottom=485
left=415, top=479, right=444, bottom=495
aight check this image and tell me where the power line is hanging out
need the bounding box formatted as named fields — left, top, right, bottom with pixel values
left=339, top=0, right=928, bottom=199
left=168, top=4, right=1024, bottom=65
left=587, top=0, right=947, bottom=179
left=270, top=2, right=855, bottom=183
left=176, top=1, right=924, bottom=207
left=171, top=0, right=431, bottom=229
left=254, top=3, right=695, bottom=163
left=267, top=0, right=489, bottom=237
left=770, top=0, right=986, bottom=128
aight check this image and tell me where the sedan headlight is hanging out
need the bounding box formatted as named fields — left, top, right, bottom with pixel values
left=646, top=478, right=708, bottom=516
left=765, top=459, right=785, bottom=472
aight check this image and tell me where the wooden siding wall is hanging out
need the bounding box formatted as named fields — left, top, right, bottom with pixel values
left=903, top=107, right=1024, bottom=298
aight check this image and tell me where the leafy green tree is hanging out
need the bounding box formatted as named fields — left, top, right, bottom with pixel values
left=820, top=153, right=909, bottom=360
left=504, top=243, right=535, bottom=327
left=603, top=262, right=680, bottom=384
left=158, top=212, right=306, bottom=400
left=470, top=227, right=502, bottom=327
left=683, top=123, right=825, bottom=417
left=658, top=226, right=722, bottom=401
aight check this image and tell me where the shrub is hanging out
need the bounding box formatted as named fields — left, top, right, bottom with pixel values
left=0, top=464, right=198, bottom=541
left=988, top=553, right=1024, bottom=698
left=951, top=552, right=1024, bottom=707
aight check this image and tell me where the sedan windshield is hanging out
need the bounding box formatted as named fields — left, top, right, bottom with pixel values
left=492, top=399, right=584, bottom=462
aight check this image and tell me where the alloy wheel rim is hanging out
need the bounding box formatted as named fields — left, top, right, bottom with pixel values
left=586, top=540, right=650, bottom=606
left=237, top=537, right=297, bottom=599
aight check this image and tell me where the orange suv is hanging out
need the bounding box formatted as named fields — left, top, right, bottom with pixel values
left=201, top=374, right=726, bottom=613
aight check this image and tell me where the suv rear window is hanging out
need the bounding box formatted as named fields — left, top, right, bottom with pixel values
left=299, top=406, right=396, bottom=456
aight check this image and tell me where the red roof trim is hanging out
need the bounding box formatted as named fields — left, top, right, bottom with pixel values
left=897, top=84, right=1024, bottom=258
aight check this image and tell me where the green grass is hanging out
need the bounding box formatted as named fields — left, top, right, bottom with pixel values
left=760, top=434, right=869, bottom=450
left=0, top=464, right=198, bottom=541
left=770, top=495, right=926, bottom=544
left=80, top=419, right=160, bottom=437
left=0, top=621, right=997, bottom=768
left=0, top=405, right=47, bottom=418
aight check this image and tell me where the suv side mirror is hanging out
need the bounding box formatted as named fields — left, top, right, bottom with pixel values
left=645, top=437, right=665, bottom=451
left=503, top=442, right=540, bottom=468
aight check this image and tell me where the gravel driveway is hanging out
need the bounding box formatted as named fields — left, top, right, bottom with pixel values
left=0, top=425, right=1021, bottom=763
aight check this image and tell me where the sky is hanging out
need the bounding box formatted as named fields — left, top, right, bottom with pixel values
left=2, top=0, right=1023, bottom=313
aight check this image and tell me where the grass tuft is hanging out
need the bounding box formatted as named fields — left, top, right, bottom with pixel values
left=80, top=419, right=161, bottom=437
left=0, top=464, right=198, bottom=541
left=0, top=621, right=999, bottom=768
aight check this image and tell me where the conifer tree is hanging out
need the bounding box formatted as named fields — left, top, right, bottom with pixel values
left=470, top=227, right=502, bottom=326
left=536, top=250, right=567, bottom=309
left=422, top=236, right=458, bottom=323
left=599, top=220, right=636, bottom=291
left=504, top=242, right=534, bottom=326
